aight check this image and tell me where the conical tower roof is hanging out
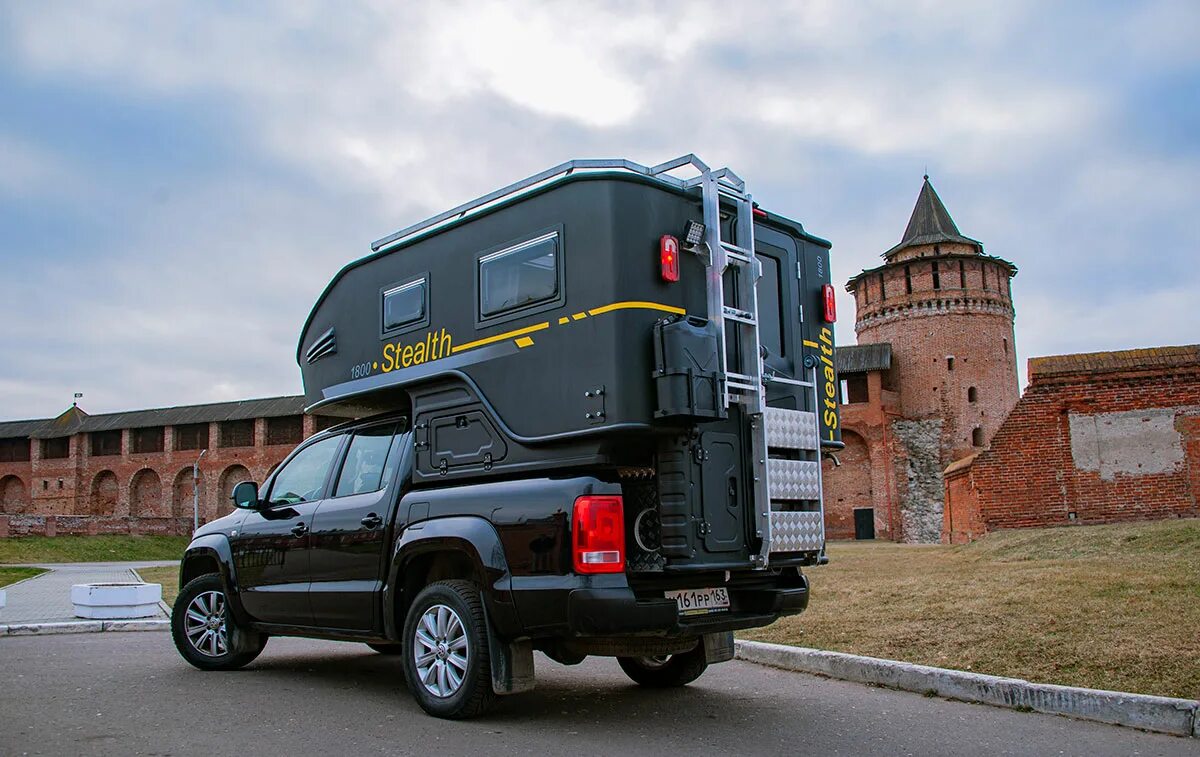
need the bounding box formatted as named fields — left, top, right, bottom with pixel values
left=883, top=176, right=982, bottom=259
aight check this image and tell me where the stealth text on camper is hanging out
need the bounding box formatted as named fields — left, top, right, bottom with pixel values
left=818, top=327, right=839, bottom=440
left=381, top=328, right=453, bottom=373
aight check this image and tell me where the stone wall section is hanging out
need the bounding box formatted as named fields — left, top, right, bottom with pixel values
left=891, top=418, right=945, bottom=543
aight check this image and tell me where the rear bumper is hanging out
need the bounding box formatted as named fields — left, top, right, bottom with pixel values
left=563, top=579, right=809, bottom=637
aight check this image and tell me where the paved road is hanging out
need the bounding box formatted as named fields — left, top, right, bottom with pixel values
left=0, top=634, right=1192, bottom=756
left=0, top=562, right=174, bottom=624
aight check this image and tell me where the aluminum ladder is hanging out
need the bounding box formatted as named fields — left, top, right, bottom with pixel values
left=662, top=158, right=826, bottom=567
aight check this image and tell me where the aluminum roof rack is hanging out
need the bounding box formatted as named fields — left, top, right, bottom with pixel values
left=370, top=154, right=744, bottom=253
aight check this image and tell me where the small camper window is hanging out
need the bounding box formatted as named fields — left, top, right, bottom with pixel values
left=479, top=232, right=559, bottom=319
left=382, top=278, right=427, bottom=333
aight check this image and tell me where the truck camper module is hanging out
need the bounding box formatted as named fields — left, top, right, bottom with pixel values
left=171, top=155, right=842, bottom=719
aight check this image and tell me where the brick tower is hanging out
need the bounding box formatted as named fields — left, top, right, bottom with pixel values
left=849, top=176, right=1019, bottom=460
left=825, top=177, right=1018, bottom=543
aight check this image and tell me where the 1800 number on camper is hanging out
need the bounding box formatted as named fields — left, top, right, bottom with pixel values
left=665, top=587, right=730, bottom=615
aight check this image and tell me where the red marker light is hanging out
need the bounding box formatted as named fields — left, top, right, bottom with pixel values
left=752, top=207, right=768, bottom=218
left=660, top=235, right=680, bottom=282
left=822, top=283, right=837, bottom=323
left=573, top=495, right=624, bottom=574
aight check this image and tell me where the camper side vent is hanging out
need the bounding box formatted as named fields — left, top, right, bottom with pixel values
left=305, top=327, right=337, bottom=364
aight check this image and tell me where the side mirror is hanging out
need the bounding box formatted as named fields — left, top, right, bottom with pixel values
left=231, top=481, right=260, bottom=509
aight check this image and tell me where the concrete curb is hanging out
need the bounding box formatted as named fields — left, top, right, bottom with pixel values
left=0, top=619, right=169, bottom=637
left=736, top=640, right=1199, bottom=738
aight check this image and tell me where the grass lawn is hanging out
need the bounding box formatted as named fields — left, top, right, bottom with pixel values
left=0, top=535, right=189, bottom=565
left=0, top=566, right=46, bottom=588
left=743, top=518, right=1200, bottom=700
left=136, top=565, right=179, bottom=605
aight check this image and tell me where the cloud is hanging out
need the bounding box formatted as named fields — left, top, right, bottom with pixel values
left=0, top=0, right=1197, bottom=419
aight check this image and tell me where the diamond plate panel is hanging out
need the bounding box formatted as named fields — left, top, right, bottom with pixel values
left=768, top=459, right=821, bottom=501
left=765, top=407, right=819, bottom=451
left=769, top=511, right=825, bottom=553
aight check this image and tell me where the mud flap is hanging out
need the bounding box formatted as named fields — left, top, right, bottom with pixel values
left=483, top=604, right=535, bottom=695
left=703, top=631, right=735, bottom=664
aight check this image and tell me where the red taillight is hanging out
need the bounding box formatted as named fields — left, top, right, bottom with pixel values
left=660, top=235, right=680, bottom=282
left=573, top=495, right=624, bottom=574
left=822, top=283, right=837, bottom=323
left=752, top=207, right=767, bottom=218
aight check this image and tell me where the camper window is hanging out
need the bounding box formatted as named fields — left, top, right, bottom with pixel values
left=382, top=278, right=427, bottom=333
left=479, top=232, right=560, bottom=319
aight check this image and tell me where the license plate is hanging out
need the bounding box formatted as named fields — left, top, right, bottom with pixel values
left=666, top=587, right=730, bottom=615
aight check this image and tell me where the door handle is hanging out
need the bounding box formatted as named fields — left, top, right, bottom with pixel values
left=291, top=523, right=308, bottom=538
left=360, top=513, right=383, bottom=530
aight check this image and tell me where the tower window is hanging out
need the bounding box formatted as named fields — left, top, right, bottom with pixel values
left=959, top=260, right=966, bottom=288
left=1003, top=338, right=1009, bottom=354
left=968, top=386, right=978, bottom=403
left=982, top=265, right=990, bottom=291
left=878, top=273, right=886, bottom=299
left=932, top=261, right=941, bottom=290
left=947, top=356, right=955, bottom=371
left=972, top=427, right=984, bottom=447
left=905, top=265, right=912, bottom=294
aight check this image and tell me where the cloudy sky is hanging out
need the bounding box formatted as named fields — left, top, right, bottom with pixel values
left=2, top=1, right=1197, bottom=421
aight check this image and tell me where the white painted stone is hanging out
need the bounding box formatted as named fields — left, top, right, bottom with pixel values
left=71, top=582, right=162, bottom=619
left=0, top=589, right=6, bottom=609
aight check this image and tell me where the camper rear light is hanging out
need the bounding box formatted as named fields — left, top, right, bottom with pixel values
left=573, top=495, right=624, bottom=574
left=822, top=283, right=837, bottom=323
left=752, top=207, right=768, bottom=218
left=660, top=235, right=680, bottom=282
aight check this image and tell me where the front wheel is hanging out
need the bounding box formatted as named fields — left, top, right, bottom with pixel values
left=617, top=644, right=708, bottom=688
left=171, top=574, right=267, bottom=671
left=401, top=580, right=495, bottom=719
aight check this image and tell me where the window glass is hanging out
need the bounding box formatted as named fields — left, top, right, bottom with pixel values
left=479, top=233, right=558, bottom=318
left=334, top=425, right=397, bottom=497
left=757, top=253, right=784, bottom=357
left=268, top=435, right=341, bottom=505
left=383, top=279, right=426, bottom=332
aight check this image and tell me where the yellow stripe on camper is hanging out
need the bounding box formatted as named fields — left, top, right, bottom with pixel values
left=558, top=317, right=570, bottom=325
left=587, top=301, right=686, bottom=317
left=571, top=312, right=587, bottom=321
left=451, top=321, right=550, bottom=354
left=514, top=336, right=534, bottom=348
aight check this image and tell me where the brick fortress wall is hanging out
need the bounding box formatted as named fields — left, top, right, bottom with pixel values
left=0, top=410, right=340, bottom=535
left=943, top=346, right=1200, bottom=542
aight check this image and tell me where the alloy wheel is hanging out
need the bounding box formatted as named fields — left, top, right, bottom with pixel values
left=412, top=603, right=469, bottom=698
left=183, top=590, right=228, bottom=657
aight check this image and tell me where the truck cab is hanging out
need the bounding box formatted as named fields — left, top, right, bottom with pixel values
left=170, top=156, right=840, bottom=719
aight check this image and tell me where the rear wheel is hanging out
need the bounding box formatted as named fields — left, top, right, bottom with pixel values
left=401, top=580, right=496, bottom=719
left=617, top=644, right=707, bottom=688
left=171, top=574, right=267, bottom=671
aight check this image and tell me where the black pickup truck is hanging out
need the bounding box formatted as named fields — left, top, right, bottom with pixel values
left=171, top=156, right=839, bottom=719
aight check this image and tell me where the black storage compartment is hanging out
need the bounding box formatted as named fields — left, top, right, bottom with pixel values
left=652, top=316, right=723, bottom=420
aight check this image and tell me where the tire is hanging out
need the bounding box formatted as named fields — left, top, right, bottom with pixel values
left=171, top=574, right=267, bottom=671
left=617, top=644, right=708, bottom=688
left=401, top=579, right=496, bottom=719
left=367, top=643, right=404, bottom=655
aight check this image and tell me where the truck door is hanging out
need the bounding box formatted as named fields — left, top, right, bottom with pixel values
left=307, top=423, right=408, bottom=631
left=230, top=433, right=344, bottom=626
